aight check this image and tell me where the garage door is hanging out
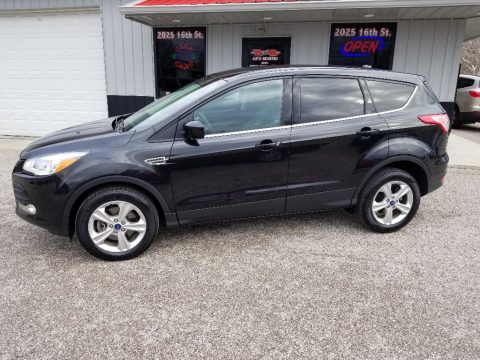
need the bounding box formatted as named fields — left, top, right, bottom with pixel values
left=0, top=10, right=108, bottom=136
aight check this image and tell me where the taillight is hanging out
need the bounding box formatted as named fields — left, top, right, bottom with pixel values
left=418, top=114, right=450, bottom=134
left=469, top=90, right=480, bottom=98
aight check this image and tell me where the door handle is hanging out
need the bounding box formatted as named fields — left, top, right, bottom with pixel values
left=255, top=140, right=282, bottom=152
left=356, top=127, right=380, bottom=138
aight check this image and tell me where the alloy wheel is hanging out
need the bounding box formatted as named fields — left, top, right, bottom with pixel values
left=371, top=180, right=414, bottom=226
left=87, top=201, right=147, bottom=253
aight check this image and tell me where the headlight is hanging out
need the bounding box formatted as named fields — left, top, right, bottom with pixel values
left=23, top=152, right=87, bottom=176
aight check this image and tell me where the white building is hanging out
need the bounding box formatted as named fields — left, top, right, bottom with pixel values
left=1, top=0, right=480, bottom=136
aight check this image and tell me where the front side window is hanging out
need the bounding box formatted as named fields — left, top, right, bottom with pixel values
left=299, top=78, right=365, bottom=123
left=194, top=79, right=284, bottom=135
left=366, top=80, right=415, bottom=112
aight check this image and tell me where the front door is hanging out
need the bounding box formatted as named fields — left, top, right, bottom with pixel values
left=170, top=78, right=292, bottom=224
left=242, top=37, right=291, bottom=67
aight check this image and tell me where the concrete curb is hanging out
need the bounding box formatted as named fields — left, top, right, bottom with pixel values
left=448, top=165, right=480, bottom=170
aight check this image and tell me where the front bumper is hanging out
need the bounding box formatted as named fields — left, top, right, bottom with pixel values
left=12, top=167, right=70, bottom=236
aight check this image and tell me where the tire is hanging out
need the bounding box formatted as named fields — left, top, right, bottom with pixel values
left=452, top=106, right=462, bottom=129
left=76, top=186, right=160, bottom=260
left=357, top=168, right=421, bottom=233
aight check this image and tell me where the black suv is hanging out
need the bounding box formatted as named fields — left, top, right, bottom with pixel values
left=12, top=67, right=450, bottom=260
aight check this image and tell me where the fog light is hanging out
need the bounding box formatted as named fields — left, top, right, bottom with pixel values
left=18, top=203, right=36, bottom=215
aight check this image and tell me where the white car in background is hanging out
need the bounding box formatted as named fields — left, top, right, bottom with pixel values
left=455, top=74, right=480, bottom=128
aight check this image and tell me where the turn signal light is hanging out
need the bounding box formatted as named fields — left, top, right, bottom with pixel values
left=418, top=114, right=450, bottom=134
left=469, top=90, right=480, bottom=98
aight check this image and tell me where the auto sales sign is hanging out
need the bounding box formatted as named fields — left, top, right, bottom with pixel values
left=329, top=23, right=397, bottom=70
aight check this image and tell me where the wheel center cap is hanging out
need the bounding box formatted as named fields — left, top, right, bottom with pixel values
left=114, top=223, right=122, bottom=230
left=390, top=200, right=396, bottom=206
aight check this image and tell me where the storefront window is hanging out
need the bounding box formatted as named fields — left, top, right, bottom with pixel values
left=328, top=23, right=397, bottom=70
left=154, top=27, right=206, bottom=97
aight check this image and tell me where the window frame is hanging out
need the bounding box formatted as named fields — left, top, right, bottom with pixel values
left=174, top=77, right=293, bottom=139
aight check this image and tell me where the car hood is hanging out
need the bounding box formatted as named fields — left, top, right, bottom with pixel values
left=20, top=117, right=134, bottom=158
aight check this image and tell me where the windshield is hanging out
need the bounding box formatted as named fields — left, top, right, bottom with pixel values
left=122, top=80, right=226, bottom=131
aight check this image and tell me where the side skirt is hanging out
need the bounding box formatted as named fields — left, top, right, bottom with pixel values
left=286, top=188, right=356, bottom=214
left=176, top=198, right=285, bottom=226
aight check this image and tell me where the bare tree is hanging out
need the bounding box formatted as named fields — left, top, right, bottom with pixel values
left=462, top=37, right=480, bottom=75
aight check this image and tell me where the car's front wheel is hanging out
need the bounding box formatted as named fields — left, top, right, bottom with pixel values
left=76, top=186, right=159, bottom=260
left=357, top=168, right=421, bottom=233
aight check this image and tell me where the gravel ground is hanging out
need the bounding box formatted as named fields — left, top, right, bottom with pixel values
left=1, top=144, right=480, bottom=359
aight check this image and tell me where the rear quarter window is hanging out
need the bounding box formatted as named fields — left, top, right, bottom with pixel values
left=366, top=80, right=415, bottom=113
left=457, top=77, right=475, bottom=89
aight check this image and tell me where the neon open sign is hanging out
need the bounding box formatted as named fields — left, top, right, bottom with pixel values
left=340, top=36, right=385, bottom=57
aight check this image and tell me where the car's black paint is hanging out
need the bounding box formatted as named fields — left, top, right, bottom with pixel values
left=12, top=66, right=449, bottom=237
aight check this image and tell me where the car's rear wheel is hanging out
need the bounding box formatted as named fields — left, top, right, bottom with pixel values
left=76, top=186, right=159, bottom=260
left=357, top=168, right=421, bottom=233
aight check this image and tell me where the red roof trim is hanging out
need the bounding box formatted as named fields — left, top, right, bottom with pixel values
left=135, top=0, right=298, bottom=5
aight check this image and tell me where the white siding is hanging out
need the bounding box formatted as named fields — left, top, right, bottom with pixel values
left=101, top=0, right=154, bottom=98
left=393, top=19, right=466, bottom=102
left=0, top=0, right=155, bottom=98
left=207, top=22, right=330, bottom=74
left=0, top=1, right=466, bottom=102
left=0, top=0, right=100, bottom=9
left=207, top=19, right=464, bottom=102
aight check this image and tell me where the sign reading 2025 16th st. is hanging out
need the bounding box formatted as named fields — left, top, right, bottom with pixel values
left=329, top=23, right=397, bottom=70
left=153, top=27, right=206, bottom=97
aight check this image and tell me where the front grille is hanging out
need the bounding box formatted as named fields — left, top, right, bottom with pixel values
left=12, top=181, right=30, bottom=205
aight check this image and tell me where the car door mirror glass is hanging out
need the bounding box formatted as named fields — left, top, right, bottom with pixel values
left=184, top=120, right=205, bottom=140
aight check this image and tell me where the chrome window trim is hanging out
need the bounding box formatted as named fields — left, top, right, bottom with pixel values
left=291, top=112, right=378, bottom=129
left=205, top=125, right=291, bottom=138
left=203, top=85, right=418, bottom=139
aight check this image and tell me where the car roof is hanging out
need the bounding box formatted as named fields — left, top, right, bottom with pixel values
left=459, top=74, right=480, bottom=80
left=200, top=66, right=425, bottom=85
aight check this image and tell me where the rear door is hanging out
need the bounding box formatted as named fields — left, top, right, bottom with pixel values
left=170, top=78, right=292, bottom=224
left=286, top=76, right=390, bottom=213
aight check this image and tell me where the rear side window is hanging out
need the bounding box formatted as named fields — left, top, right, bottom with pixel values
left=299, top=78, right=365, bottom=123
left=457, top=77, right=475, bottom=89
left=366, top=80, right=415, bottom=113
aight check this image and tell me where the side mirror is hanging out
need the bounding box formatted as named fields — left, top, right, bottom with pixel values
left=184, top=120, right=205, bottom=140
